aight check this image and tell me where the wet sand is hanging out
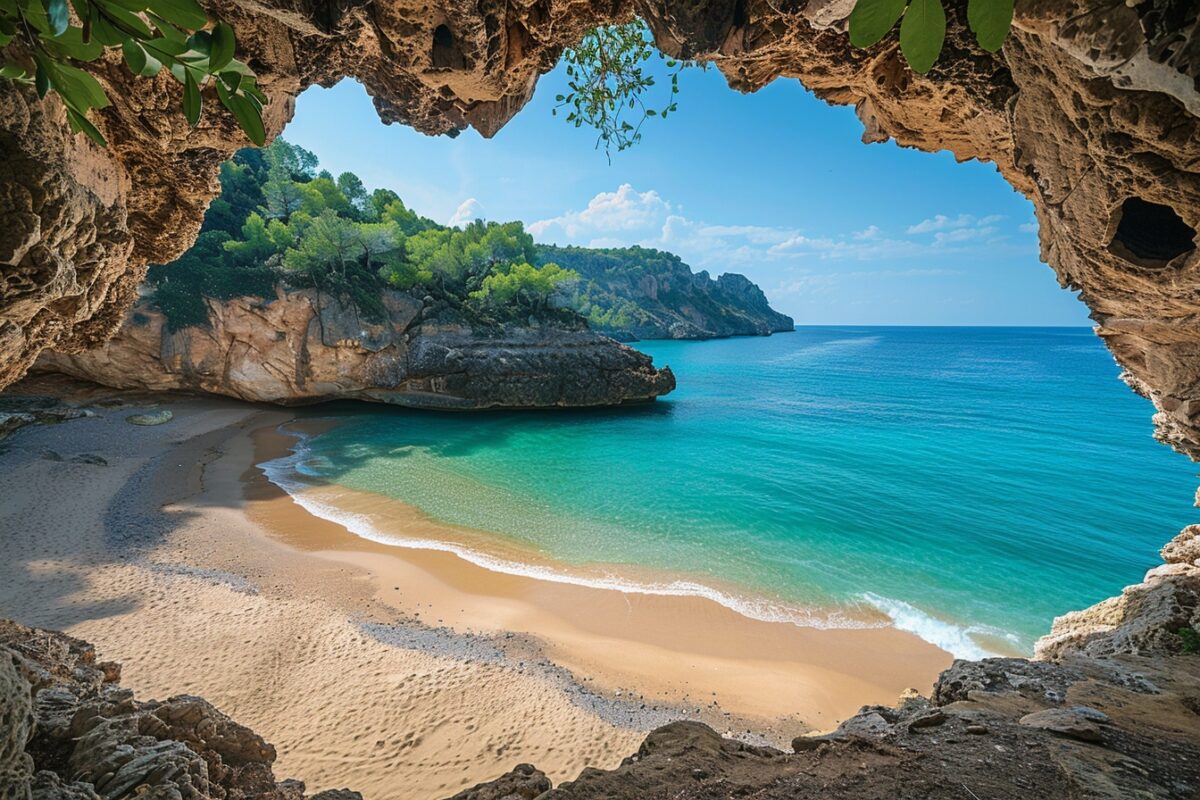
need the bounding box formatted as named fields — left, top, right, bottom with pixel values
left=0, top=395, right=953, bottom=799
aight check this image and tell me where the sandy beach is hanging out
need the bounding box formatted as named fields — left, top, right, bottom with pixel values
left=0, top=389, right=953, bottom=799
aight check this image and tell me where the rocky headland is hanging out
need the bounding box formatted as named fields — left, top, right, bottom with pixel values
left=541, top=245, right=796, bottom=340
left=34, top=287, right=675, bottom=409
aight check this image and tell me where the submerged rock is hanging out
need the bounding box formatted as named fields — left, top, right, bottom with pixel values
left=124, top=410, right=173, bottom=426
left=37, top=289, right=675, bottom=410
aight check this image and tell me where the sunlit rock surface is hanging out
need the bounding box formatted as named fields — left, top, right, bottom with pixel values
left=34, top=287, right=675, bottom=407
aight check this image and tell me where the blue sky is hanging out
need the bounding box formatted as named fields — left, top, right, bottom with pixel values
left=283, top=60, right=1090, bottom=326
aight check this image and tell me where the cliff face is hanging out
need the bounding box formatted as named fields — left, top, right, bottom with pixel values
left=34, top=287, right=675, bottom=408
left=541, top=245, right=795, bottom=340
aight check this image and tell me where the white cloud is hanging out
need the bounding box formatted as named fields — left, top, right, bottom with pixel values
left=906, top=213, right=1005, bottom=235
left=528, top=184, right=671, bottom=238
left=933, top=225, right=998, bottom=245
left=447, top=198, right=484, bottom=227
left=526, top=185, right=1023, bottom=301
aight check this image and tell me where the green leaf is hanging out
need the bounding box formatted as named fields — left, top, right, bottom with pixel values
left=182, top=67, right=201, bottom=125
left=185, top=28, right=210, bottom=54
left=98, top=1, right=154, bottom=37
left=0, top=62, right=27, bottom=79
left=147, top=11, right=186, bottom=41
left=147, top=0, right=207, bottom=30
left=848, top=0, right=907, bottom=49
left=43, top=0, right=69, bottom=35
left=209, top=22, right=234, bottom=71
left=33, top=56, right=50, bottom=97
left=51, top=61, right=110, bottom=110
left=44, top=28, right=105, bottom=61
left=967, top=0, right=1013, bottom=52
left=121, top=38, right=146, bottom=73
left=105, top=0, right=153, bottom=10
left=91, top=14, right=125, bottom=45
left=899, top=0, right=945, bottom=74
left=216, top=81, right=264, bottom=145
left=19, top=0, right=53, bottom=35
left=121, top=38, right=162, bottom=76
left=65, top=106, right=106, bottom=145
left=142, top=35, right=189, bottom=56
left=218, top=57, right=254, bottom=77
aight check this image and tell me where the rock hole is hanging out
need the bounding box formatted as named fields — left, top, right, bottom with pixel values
left=432, top=24, right=466, bottom=70
left=1108, top=197, right=1196, bottom=268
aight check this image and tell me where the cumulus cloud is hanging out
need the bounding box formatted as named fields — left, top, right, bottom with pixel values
left=528, top=184, right=671, bottom=239
left=526, top=185, right=1024, bottom=289
left=447, top=198, right=485, bottom=227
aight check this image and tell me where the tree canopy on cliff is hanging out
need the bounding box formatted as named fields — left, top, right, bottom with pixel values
left=146, top=139, right=580, bottom=330
left=145, top=139, right=791, bottom=338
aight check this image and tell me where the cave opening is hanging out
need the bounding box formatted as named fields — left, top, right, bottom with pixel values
left=6, top=8, right=1200, bottom=795
left=1108, top=197, right=1197, bottom=267
left=432, top=24, right=465, bottom=70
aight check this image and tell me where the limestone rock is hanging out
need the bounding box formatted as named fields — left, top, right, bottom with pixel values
left=0, top=620, right=318, bottom=800
left=445, top=763, right=550, bottom=799
left=537, top=246, right=795, bottom=340
left=36, top=289, right=675, bottom=409
left=1162, top=525, right=1200, bottom=566
left=0, top=397, right=91, bottom=440
left=1035, top=561, right=1200, bottom=660
left=1, top=650, right=35, bottom=800
left=1018, top=708, right=1104, bottom=743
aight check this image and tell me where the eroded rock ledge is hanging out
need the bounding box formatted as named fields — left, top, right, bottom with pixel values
left=33, top=288, right=676, bottom=408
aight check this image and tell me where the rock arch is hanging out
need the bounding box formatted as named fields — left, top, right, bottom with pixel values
left=2, top=2, right=1197, bottom=459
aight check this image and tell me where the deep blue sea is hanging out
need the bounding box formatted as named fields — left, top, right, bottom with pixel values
left=264, top=327, right=1199, bottom=657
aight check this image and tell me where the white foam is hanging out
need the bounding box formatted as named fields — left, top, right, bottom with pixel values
left=859, top=592, right=1004, bottom=660
left=258, top=426, right=882, bottom=633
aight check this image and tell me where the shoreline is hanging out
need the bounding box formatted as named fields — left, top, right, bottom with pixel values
left=241, top=416, right=955, bottom=729
left=261, top=418, right=891, bottom=633
left=0, top=390, right=952, bottom=797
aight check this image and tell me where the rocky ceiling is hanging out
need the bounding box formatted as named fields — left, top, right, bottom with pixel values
left=1, top=0, right=1198, bottom=458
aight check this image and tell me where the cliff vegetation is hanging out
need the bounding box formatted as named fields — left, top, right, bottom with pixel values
left=144, top=138, right=792, bottom=340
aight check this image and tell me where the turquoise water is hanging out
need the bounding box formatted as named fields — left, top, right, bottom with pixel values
left=266, top=327, right=1198, bottom=657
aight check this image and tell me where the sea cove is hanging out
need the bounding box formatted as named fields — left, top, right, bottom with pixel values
left=265, top=326, right=1199, bottom=658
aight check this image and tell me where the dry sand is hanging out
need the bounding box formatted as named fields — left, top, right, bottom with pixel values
left=0, top=394, right=953, bottom=799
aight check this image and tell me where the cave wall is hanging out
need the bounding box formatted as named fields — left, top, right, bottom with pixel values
left=2, top=0, right=1199, bottom=458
